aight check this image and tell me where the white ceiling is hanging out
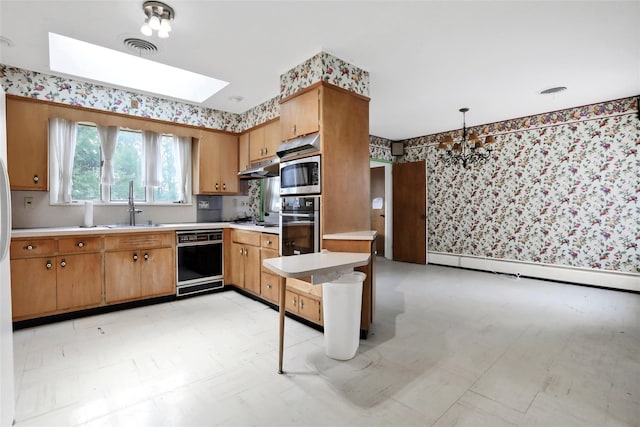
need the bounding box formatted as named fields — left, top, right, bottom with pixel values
left=1, top=1, right=639, bottom=140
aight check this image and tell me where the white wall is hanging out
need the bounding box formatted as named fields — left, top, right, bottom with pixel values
left=370, top=160, right=393, bottom=260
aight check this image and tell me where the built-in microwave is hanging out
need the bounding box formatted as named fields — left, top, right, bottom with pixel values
left=279, top=154, right=321, bottom=196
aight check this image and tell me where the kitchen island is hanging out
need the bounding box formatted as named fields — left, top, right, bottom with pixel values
left=263, top=250, right=370, bottom=373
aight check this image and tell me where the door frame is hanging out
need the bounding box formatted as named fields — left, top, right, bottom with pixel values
left=370, top=159, right=393, bottom=260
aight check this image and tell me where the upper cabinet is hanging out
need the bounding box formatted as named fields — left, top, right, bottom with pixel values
left=249, top=119, right=280, bottom=162
left=238, top=132, right=250, bottom=172
left=193, top=131, right=239, bottom=194
left=6, top=96, right=49, bottom=190
left=280, top=89, right=319, bottom=141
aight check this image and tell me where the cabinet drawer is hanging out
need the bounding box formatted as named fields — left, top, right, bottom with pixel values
left=261, top=233, right=279, bottom=250
left=58, top=236, right=103, bottom=253
left=232, top=230, right=261, bottom=246
left=105, top=231, right=173, bottom=250
left=260, top=248, right=279, bottom=271
left=10, top=239, right=56, bottom=259
left=261, top=272, right=280, bottom=304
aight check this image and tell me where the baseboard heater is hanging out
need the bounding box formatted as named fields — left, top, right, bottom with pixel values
left=177, top=280, right=224, bottom=297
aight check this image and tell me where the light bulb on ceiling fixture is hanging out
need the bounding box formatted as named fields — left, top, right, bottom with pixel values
left=140, top=19, right=152, bottom=36
left=160, top=18, right=172, bottom=33
left=157, top=29, right=169, bottom=38
left=149, top=15, right=161, bottom=30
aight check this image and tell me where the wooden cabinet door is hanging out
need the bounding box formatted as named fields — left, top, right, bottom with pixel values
left=263, top=120, right=281, bottom=158
left=105, top=251, right=140, bottom=303
left=11, top=257, right=57, bottom=319
left=197, top=131, right=220, bottom=193
left=218, top=133, right=239, bottom=193
left=298, top=296, right=322, bottom=323
left=57, top=253, right=102, bottom=310
left=229, top=242, right=245, bottom=287
left=6, top=97, right=49, bottom=190
left=249, top=126, right=265, bottom=162
left=238, top=132, right=250, bottom=172
left=280, top=89, right=319, bottom=141
left=243, top=244, right=261, bottom=294
left=260, top=272, right=280, bottom=304
left=140, top=247, right=175, bottom=297
left=285, top=290, right=298, bottom=313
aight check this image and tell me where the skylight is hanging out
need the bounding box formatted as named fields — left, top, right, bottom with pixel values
left=48, top=33, right=228, bottom=103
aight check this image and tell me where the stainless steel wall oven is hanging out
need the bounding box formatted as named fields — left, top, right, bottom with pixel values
left=280, top=196, right=320, bottom=256
left=176, top=229, right=224, bottom=297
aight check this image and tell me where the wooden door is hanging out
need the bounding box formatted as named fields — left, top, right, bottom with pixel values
left=298, top=296, right=321, bottom=323
left=280, top=88, right=319, bottom=141
left=229, top=242, right=245, bottom=287
left=10, top=257, right=57, bottom=319
left=196, top=132, right=219, bottom=193
left=218, top=133, right=239, bottom=193
left=57, top=253, right=102, bottom=310
left=105, top=251, right=141, bottom=303
left=393, top=161, right=426, bottom=264
left=249, top=126, right=265, bottom=162
left=370, top=166, right=386, bottom=256
left=238, top=132, right=250, bottom=172
left=140, top=247, right=175, bottom=297
left=260, top=272, right=280, bottom=304
left=285, top=290, right=298, bottom=313
left=6, top=97, right=49, bottom=190
left=243, top=245, right=261, bottom=294
left=263, top=119, right=281, bottom=158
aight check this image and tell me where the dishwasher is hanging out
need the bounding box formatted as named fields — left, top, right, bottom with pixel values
left=176, top=229, right=224, bottom=297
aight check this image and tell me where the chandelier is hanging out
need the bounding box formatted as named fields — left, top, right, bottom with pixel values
left=140, top=1, right=175, bottom=39
left=438, top=108, right=496, bottom=168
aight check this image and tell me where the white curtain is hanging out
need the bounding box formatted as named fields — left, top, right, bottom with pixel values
left=142, top=130, right=161, bottom=187
left=49, top=118, right=77, bottom=203
left=173, top=135, right=192, bottom=203
left=97, top=125, right=119, bottom=185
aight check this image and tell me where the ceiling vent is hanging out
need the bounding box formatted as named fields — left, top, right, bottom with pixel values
left=123, top=38, right=158, bottom=56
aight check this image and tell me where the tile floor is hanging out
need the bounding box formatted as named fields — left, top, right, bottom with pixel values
left=11, top=258, right=640, bottom=426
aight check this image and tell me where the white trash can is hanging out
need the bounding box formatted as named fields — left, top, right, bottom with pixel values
left=322, top=271, right=366, bottom=360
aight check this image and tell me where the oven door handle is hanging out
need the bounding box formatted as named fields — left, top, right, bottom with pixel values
left=280, top=212, right=315, bottom=218
left=177, top=241, right=223, bottom=247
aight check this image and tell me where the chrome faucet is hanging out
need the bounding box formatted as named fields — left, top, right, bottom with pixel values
left=128, top=180, right=142, bottom=226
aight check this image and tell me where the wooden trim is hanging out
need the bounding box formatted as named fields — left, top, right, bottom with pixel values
left=279, top=81, right=370, bottom=105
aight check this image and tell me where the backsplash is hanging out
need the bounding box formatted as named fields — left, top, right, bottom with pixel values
left=400, top=96, right=640, bottom=274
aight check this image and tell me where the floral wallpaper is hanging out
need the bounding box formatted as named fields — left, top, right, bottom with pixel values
left=369, top=135, right=394, bottom=162
left=239, top=95, right=281, bottom=131
left=0, top=64, right=242, bottom=132
left=400, top=97, right=640, bottom=274
left=279, top=51, right=369, bottom=99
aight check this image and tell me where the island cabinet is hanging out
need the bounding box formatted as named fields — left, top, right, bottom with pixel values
left=6, top=96, right=50, bottom=190
left=260, top=233, right=282, bottom=304
left=10, top=235, right=103, bottom=321
left=280, top=88, right=320, bottom=141
left=249, top=119, right=281, bottom=162
left=228, top=229, right=261, bottom=294
left=284, top=278, right=322, bottom=324
left=192, top=130, right=239, bottom=194
left=104, top=232, right=175, bottom=304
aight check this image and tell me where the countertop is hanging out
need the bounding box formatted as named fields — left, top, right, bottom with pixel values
left=323, top=230, right=377, bottom=241
left=262, top=250, right=370, bottom=284
left=11, top=222, right=280, bottom=238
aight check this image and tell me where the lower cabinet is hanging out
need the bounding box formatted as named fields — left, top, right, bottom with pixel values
left=229, top=230, right=261, bottom=294
left=284, top=277, right=323, bottom=324
left=104, top=233, right=175, bottom=304
left=57, top=252, right=102, bottom=310
left=10, top=256, right=57, bottom=319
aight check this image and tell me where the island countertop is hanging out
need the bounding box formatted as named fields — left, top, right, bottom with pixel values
left=262, top=250, right=370, bottom=283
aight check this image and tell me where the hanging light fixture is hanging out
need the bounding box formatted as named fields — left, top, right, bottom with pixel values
left=437, top=108, right=496, bottom=168
left=141, top=1, right=174, bottom=39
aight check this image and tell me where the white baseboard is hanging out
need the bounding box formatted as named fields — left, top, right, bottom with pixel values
left=428, top=252, right=640, bottom=292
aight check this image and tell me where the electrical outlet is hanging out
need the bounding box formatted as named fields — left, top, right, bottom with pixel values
left=24, top=197, right=34, bottom=209
left=130, top=98, right=139, bottom=109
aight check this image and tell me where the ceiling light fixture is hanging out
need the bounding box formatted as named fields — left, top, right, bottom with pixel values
left=437, top=108, right=496, bottom=168
left=141, top=1, right=174, bottom=39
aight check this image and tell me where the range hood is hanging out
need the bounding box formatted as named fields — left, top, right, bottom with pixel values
left=276, top=133, right=320, bottom=159
left=238, top=157, right=280, bottom=179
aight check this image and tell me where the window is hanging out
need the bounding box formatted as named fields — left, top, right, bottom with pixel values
left=56, top=122, right=191, bottom=204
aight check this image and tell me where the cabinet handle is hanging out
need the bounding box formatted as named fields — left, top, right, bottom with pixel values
left=76, top=242, right=85, bottom=248
left=267, top=240, right=272, bottom=245
left=292, top=125, right=296, bottom=135
left=24, top=244, right=36, bottom=251
left=60, top=259, right=67, bottom=268
left=300, top=299, right=304, bottom=309
left=292, top=297, right=297, bottom=307
left=223, top=183, right=226, bottom=190
left=133, top=253, right=138, bottom=262
left=33, top=175, right=39, bottom=183
left=46, top=260, right=52, bottom=270
left=215, top=183, right=219, bottom=190
left=144, top=253, right=149, bottom=261
left=266, top=284, right=272, bottom=289
left=239, top=248, right=244, bottom=255
left=244, top=248, right=248, bottom=256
